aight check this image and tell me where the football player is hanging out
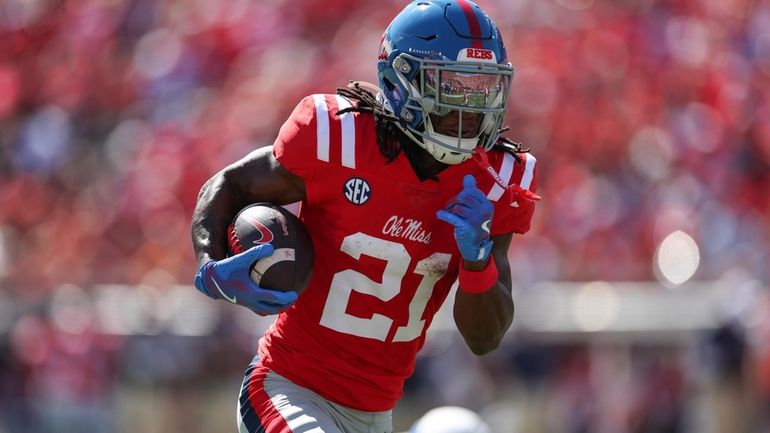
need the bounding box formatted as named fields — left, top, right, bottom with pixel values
left=191, top=1, right=539, bottom=432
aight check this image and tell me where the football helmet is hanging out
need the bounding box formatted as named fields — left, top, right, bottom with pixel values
left=378, top=0, right=513, bottom=165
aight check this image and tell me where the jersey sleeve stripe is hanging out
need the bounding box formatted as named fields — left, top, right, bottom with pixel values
left=335, top=95, right=356, bottom=169
left=520, top=153, right=537, bottom=190
left=313, top=94, right=330, bottom=162
left=486, top=152, right=515, bottom=202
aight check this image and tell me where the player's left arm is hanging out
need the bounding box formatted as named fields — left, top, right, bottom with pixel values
left=452, top=234, right=513, bottom=355
left=437, top=174, right=523, bottom=355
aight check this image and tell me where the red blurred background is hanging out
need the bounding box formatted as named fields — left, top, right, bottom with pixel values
left=1, top=0, right=769, bottom=432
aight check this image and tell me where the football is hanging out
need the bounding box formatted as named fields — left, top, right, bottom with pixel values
left=227, top=203, right=314, bottom=295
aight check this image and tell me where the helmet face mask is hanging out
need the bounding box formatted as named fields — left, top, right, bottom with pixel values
left=377, top=0, right=513, bottom=165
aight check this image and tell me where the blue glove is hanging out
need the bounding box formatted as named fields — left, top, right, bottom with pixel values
left=194, top=244, right=298, bottom=316
left=437, top=174, right=494, bottom=262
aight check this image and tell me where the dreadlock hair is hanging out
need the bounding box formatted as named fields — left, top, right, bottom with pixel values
left=336, top=82, right=404, bottom=163
left=336, top=82, right=531, bottom=164
left=492, top=126, right=530, bottom=164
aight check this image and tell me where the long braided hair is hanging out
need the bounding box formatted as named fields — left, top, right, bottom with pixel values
left=336, top=82, right=530, bottom=164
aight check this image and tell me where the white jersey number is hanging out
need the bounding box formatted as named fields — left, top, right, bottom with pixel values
left=319, top=232, right=451, bottom=342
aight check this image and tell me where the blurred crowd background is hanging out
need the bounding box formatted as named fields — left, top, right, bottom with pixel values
left=1, top=0, right=770, bottom=432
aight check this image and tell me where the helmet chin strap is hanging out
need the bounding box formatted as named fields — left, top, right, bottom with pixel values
left=378, top=86, right=481, bottom=165
left=398, top=123, right=476, bottom=165
left=427, top=133, right=477, bottom=164
left=423, top=113, right=479, bottom=161
left=416, top=108, right=491, bottom=164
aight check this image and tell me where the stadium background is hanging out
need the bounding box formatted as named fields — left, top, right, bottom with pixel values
left=1, top=0, right=769, bottom=431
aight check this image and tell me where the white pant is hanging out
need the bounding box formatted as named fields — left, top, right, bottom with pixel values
left=237, top=359, right=393, bottom=433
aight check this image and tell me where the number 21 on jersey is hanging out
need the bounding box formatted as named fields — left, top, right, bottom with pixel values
left=320, top=233, right=451, bottom=343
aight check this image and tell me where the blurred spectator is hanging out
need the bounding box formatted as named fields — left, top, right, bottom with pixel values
left=2, top=0, right=770, bottom=290
left=1, top=0, right=769, bottom=432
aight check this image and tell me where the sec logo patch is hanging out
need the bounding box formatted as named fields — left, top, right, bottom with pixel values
left=343, top=177, right=371, bottom=205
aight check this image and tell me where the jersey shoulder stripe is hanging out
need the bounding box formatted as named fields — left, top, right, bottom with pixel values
left=312, top=94, right=331, bottom=162
left=483, top=150, right=538, bottom=206
left=486, top=151, right=515, bottom=202
left=520, top=152, right=536, bottom=190
left=511, top=152, right=537, bottom=208
left=335, top=95, right=356, bottom=169
left=310, top=94, right=357, bottom=168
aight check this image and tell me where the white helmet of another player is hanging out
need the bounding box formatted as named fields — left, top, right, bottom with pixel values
left=408, top=406, right=492, bottom=433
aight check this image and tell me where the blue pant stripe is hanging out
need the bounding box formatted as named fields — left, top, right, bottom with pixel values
left=239, top=362, right=268, bottom=433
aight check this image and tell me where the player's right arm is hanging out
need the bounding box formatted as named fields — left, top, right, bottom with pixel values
left=193, top=92, right=324, bottom=264
left=191, top=145, right=305, bottom=264
left=191, top=95, right=327, bottom=314
left=190, top=145, right=305, bottom=315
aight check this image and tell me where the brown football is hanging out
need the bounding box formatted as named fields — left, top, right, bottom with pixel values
left=227, top=203, right=314, bottom=295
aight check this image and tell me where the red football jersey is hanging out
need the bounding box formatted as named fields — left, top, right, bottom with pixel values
left=258, top=94, right=538, bottom=411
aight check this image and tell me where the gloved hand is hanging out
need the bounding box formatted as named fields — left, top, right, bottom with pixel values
left=194, top=244, right=298, bottom=316
left=437, top=175, right=494, bottom=263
